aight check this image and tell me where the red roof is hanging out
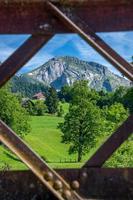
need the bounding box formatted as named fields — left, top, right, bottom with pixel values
left=33, top=92, right=45, bottom=99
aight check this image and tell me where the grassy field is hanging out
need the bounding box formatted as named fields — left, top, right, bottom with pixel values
left=0, top=103, right=107, bottom=170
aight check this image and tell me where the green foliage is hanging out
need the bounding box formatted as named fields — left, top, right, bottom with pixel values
left=102, top=103, right=130, bottom=167
left=112, top=86, right=127, bottom=103
left=0, top=115, right=83, bottom=169
left=1, top=79, right=132, bottom=168
left=46, top=87, right=59, bottom=114
left=34, top=100, right=47, bottom=116
left=59, top=101, right=103, bottom=162
left=99, top=103, right=129, bottom=151
left=58, top=85, right=72, bottom=102
left=105, top=138, right=133, bottom=167
left=0, top=85, right=30, bottom=137
left=97, top=90, right=114, bottom=108
left=59, top=80, right=103, bottom=162
left=23, top=99, right=47, bottom=116
left=22, top=100, right=35, bottom=115
left=103, top=103, right=129, bottom=131
left=97, top=86, right=126, bottom=108
left=71, top=80, right=99, bottom=105
left=57, top=105, right=64, bottom=117
left=11, top=75, right=48, bottom=98
left=59, top=81, right=130, bottom=164
left=123, top=87, right=133, bottom=114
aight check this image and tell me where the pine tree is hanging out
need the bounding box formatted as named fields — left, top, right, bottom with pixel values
left=45, top=87, right=59, bottom=114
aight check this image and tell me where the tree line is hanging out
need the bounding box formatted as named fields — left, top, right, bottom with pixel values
left=0, top=80, right=133, bottom=166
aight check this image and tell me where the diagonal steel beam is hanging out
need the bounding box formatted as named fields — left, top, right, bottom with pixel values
left=46, top=1, right=133, bottom=81
left=82, top=115, right=133, bottom=168
left=0, top=34, right=52, bottom=87
left=0, top=120, right=83, bottom=200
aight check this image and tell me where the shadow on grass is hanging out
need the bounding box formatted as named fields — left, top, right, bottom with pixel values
left=4, top=151, right=23, bottom=163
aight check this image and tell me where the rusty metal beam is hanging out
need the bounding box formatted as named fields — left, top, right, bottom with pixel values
left=58, top=168, right=133, bottom=199
left=82, top=115, right=133, bottom=168
left=0, top=1, right=69, bottom=34
left=0, top=1, right=133, bottom=34
left=46, top=1, right=133, bottom=81
left=0, top=34, right=52, bottom=87
left=58, top=0, right=133, bottom=32
left=0, top=120, right=83, bottom=200
left=0, top=0, right=132, bottom=5
left=52, top=0, right=133, bottom=6
left=1, top=168, right=133, bottom=199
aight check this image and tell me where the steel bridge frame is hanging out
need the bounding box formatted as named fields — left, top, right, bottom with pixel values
left=0, top=1, right=133, bottom=199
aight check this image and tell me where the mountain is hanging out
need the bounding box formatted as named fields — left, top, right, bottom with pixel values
left=11, top=75, right=48, bottom=98
left=24, top=56, right=130, bottom=91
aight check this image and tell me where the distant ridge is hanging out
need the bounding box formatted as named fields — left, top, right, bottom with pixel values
left=22, top=56, right=131, bottom=91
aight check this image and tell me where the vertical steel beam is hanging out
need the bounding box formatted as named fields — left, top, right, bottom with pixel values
left=0, top=34, right=52, bottom=87
left=46, top=1, right=133, bottom=81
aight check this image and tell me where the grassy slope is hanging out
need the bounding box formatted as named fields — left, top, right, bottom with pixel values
left=0, top=103, right=107, bottom=170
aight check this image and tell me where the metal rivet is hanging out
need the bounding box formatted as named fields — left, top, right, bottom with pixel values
left=44, top=171, right=53, bottom=181
left=71, top=180, right=80, bottom=190
left=62, top=190, right=72, bottom=199
left=53, top=180, right=63, bottom=190
left=29, top=183, right=35, bottom=189
left=82, top=172, right=88, bottom=178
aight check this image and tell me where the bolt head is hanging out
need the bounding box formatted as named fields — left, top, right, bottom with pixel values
left=82, top=172, right=88, bottom=178
left=44, top=171, right=53, bottom=181
left=29, top=183, right=35, bottom=189
left=62, top=190, right=71, bottom=199
left=53, top=180, right=63, bottom=190
left=71, top=180, right=80, bottom=190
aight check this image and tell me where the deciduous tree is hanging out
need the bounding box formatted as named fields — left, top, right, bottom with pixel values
left=0, top=85, right=30, bottom=137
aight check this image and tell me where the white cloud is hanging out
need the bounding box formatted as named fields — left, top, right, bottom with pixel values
left=0, top=35, right=29, bottom=62
left=43, top=34, right=76, bottom=53
left=73, top=39, right=97, bottom=60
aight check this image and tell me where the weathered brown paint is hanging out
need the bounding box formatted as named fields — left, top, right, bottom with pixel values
left=0, top=169, right=133, bottom=199
left=0, top=1, right=69, bottom=34
left=58, top=168, right=133, bottom=199
left=0, top=0, right=133, bottom=34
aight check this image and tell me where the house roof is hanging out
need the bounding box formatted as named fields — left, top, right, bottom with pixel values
left=33, top=92, right=45, bottom=98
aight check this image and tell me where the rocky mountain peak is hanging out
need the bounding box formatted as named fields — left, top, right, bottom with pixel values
left=26, top=56, right=131, bottom=91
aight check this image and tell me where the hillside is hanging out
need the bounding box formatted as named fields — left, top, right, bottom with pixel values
left=25, top=56, right=130, bottom=91
left=11, top=75, right=48, bottom=98
left=0, top=114, right=110, bottom=169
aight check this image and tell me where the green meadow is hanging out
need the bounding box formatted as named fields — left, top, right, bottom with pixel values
left=0, top=116, right=107, bottom=170
left=0, top=115, right=82, bottom=170
left=0, top=103, right=109, bottom=170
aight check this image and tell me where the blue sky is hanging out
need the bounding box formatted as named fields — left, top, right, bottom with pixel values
left=0, top=32, right=133, bottom=75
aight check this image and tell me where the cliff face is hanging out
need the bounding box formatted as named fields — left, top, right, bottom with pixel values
left=25, top=56, right=131, bottom=91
